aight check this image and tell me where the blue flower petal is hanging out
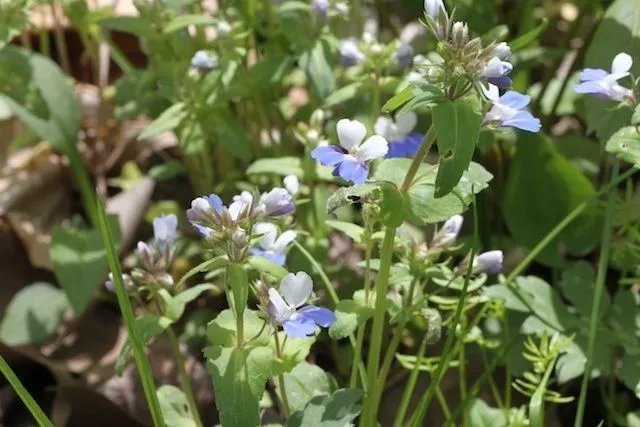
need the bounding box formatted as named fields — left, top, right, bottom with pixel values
left=248, top=248, right=286, bottom=266
left=283, top=316, right=317, bottom=338
left=334, top=159, right=369, bottom=184
left=311, top=146, right=348, bottom=167
left=192, top=224, right=213, bottom=237
left=385, top=133, right=424, bottom=158
left=579, top=68, right=608, bottom=82
left=502, top=111, right=541, bottom=133
left=299, top=306, right=336, bottom=328
left=487, top=75, right=512, bottom=88
left=499, top=91, right=531, bottom=110
left=574, top=81, right=607, bottom=97
left=204, top=194, right=224, bottom=214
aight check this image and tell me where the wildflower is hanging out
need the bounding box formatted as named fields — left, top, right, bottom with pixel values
left=260, top=188, right=295, bottom=217
left=472, top=250, right=504, bottom=274
left=186, top=194, right=224, bottom=237
left=424, top=0, right=445, bottom=21
left=267, top=272, right=336, bottom=338
left=339, top=39, right=365, bottom=67
left=393, top=44, right=414, bottom=68
left=374, top=112, right=423, bottom=158
left=574, top=52, right=634, bottom=102
left=481, top=57, right=513, bottom=88
left=284, top=175, right=300, bottom=196
left=491, top=42, right=511, bottom=60
left=451, top=21, right=469, bottom=48
left=216, top=21, right=231, bottom=38
left=483, top=84, right=541, bottom=133
left=153, top=214, right=177, bottom=255
left=432, top=214, right=463, bottom=247
left=311, top=119, right=388, bottom=184
left=190, top=50, right=218, bottom=73
left=312, top=0, right=329, bottom=20
left=250, top=222, right=297, bottom=266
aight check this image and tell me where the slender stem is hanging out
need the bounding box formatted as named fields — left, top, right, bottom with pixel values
left=393, top=334, right=429, bottom=427
left=0, top=356, right=54, bottom=427
left=50, top=1, right=71, bottom=75
left=351, top=232, right=374, bottom=388
left=166, top=327, right=203, bottom=427
left=96, top=197, right=165, bottom=427
left=574, top=160, right=620, bottom=427
left=361, top=128, right=437, bottom=427
left=274, top=332, right=291, bottom=419
left=459, top=339, right=468, bottom=427
left=435, top=386, right=452, bottom=420
left=480, top=346, right=505, bottom=410
left=350, top=324, right=366, bottom=388
left=503, top=316, right=512, bottom=410
left=371, top=320, right=406, bottom=414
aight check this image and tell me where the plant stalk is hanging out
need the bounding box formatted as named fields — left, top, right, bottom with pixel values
left=166, top=327, right=203, bottom=427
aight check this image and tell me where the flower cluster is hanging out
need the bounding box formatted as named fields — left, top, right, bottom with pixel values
left=574, top=52, right=635, bottom=103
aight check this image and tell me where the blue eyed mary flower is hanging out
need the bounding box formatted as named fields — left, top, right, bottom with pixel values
left=283, top=175, right=300, bottom=196
left=268, top=272, right=336, bottom=338
left=481, top=57, right=513, bottom=88
left=153, top=214, right=178, bottom=255
left=491, top=42, right=511, bottom=60
left=472, top=250, right=504, bottom=274
left=375, top=112, right=423, bottom=158
left=574, top=53, right=634, bottom=102
left=311, top=119, right=388, bottom=185
left=260, top=188, right=295, bottom=217
left=424, top=0, right=445, bottom=21
left=186, top=194, right=225, bottom=237
left=250, top=222, right=297, bottom=266
left=432, top=214, right=463, bottom=247
left=483, top=84, right=542, bottom=133
left=190, top=50, right=219, bottom=73
left=339, top=39, right=365, bottom=67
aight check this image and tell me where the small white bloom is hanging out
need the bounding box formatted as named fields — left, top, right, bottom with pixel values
left=374, top=112, right=417, bottom=141
left=432, top=214, right=463, bottom=247
left=283, top=175, right=300, bottom=195
left=491, top=42, right=511, bottom=60
left=472, top=250, right=504, bottom=274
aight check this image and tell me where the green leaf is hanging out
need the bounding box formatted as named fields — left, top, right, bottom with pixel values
left=159, top=284, right=215, bottom=322
left=163, top=14, right=217, bottom=33
left=0, top=47, right=81, bottom=155
left=468, top=398, right=508, bottom=427
left=605, top=126, right=640, bottom=167
left=97, top=16, right=156, bottom=38
left=148, top=160, right=185, bottom=181
left=432, top=96, right=483, bottom=198
left=276, top=362, right=337, bottom=413
left=325, top=183, right=380, bottom=213
left=379, top=181, right=408, bottom=226
left=205, top=345, right=273, bottom=427
left=227, top=263, right=248, bottom=320
left=287, top=388, right=363, bottom=427
left=247, top=256, right=289, bottom=282
left=325, top=220, right=364, bottom=243
left=503, top=132, right=601, bottom=267
left=230, top=56, right=294, bottom=97
left=138, top=103, right=188, bottom=141
left=206, top=309, right=271, bottom=348
left=270, top=332, right=314, bottom=375
left=177, top=256, right=228, bottom=287
left=582, top=0, right=640, bottom=141
left=396, top=84, right=446, bottom=114
left=50, top=217, right=121, bottom=315
left=510, top=18, right=549, bottom=51
left=381, top=86, right=414, bottom=113
left=618, top=352, right=640, bottom=398
left=328, top=299, right=374, bottom=339
left=559, top=261, right=609, bottom=320
left=248, top=157, right=304, bottom=176
left=323, top=81, right=368, bottom=108
left=301, top=40, right=335, bottom=99
left=632, top=104, right=640, bottom=125
left=375, top=159, right=492, bottom=224
left=157, top=385, right=197, bottom=427
left=556, top=331, right=614, bottom=384
left=116, top=315, right=173, bottom=375
left=0, top=282, right=70, bottom=346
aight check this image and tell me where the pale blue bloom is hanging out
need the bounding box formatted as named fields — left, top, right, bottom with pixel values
left=483, top=84, right=541, bottom=132
left=186, top=194, right=224, bottom=237
left=424, top=0, right=445, bottom=20
left=574, top=53, right=633, bottom=102
left=393, top=44, right=414, bottom=68
left=283, top=175, right=300, bottom=196
left=491, top=42, right=511, bottom=60
left=481, top=57, right=513, bottom=88
left=191, top=50, right=218, bottom=72
left=339, top=39, right=365, bottom=67
left=375, top=112, right=423, bottom=158
left=432, top=214, right=463, bottom=247
left=268, top=272, right=336, bottom=338
left=472, top=250, right=503, bottom=274
left=153, top=214, right=177, bottom=254
left=249, top=222, right=297, bottom=266
left=311, top=119, right=388, bottom=184
left=260, top=188, right=295, bottom=217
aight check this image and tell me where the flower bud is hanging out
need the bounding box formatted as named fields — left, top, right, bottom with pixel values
left=421, top=307, right=442, bottom=345
left=464, top=37, right=482, bottom=55
left=216, top=20, right=231, bottom=38
left=432, top=214, right=463, bottom=247
left=310, top=109, right=325, bottom=128
left=393, top=44, right=414, bottom=68
left=491, top=42, right=511, bottom=60
left=137, top=241, right=155, bottom=268
left=232, top=228, right=248, bottom=249
left=190, top=50, right=218, bottom=73
left=261, top=188, right=295, bottom=217
left=312, top=0, right=329, bottom=20
left=339, top=39, right=365, bottom=67
left=157, top=272, right=175, bottom=288
left=424, top=0, right=445, bottom=21
left=451, top=21, right=469, bottom=48
left=472, top=250, right=504, bottom=274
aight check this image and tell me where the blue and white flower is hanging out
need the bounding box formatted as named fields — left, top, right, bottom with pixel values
left=186, top=194, right=224, bottom=237
left=153, top=214, right=178, bottom=255
left=424, top=0, right=445, bottom=21
left=472, top=250, right=504, bottom=274
left=311, top=119, right=388, bottom=184
left=375, top=112, right=423, bottom=158
left=491, top=42, right=511, bottom=60
left=483, top=84, right=541, bottom=133
left=250, top=222, right=297, bottom=266
left=574, top=53, right=634, bottom=102
left=481, top=57, right=513, bottom=88
left=339, top=39, right=366, bottom=67
left=259, top=188, right=295, bottom=217
left=267, top=272, right=336, bottom=338
left=432, top=214, right=463, bottom=247
left=190, top=50, right=219, bottom=73
left=283, top=175, right=300, bottom=196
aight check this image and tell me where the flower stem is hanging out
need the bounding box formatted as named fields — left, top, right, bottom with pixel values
left=360, top=127, right=436, bottom=427
left=574, top=160, right=620, bottom=427
left=166, top=327, right=203, bottom=427
left=274, top=331, right=291, bottom=419
left=393, top=333, right=428, bottom=427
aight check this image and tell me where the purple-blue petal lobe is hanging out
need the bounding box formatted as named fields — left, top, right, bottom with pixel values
left=334, top=159, right=369, bottom=184
left=311, top=146, right=347, bottom=166
left=386, top=133, right=423, bottom=158
left=499, top=91, right=531, bottom=109
left=248, top=248, right=286, bottom=266
left=204, top=194, right=224, bottom=214
left=487, top=75, right=512, bottom=88
left=503, top=111, right=542, bottom=132
left=283, top=316, right=317, bottom=338
left=579, top=68, right=608, bottom=81
left=299, top=306, right=337, bottom=328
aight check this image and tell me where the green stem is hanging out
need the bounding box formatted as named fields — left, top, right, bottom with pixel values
left=350, top=322, right=366, bottom=388
left=96, top=196, right=165, bottom=427
left=574, top=160, right=620, bottom=427
left=393, top=334, right=428, bottom=427
left=350, top=232, right=374, bottom=388
left=435, top=385, right=452, bottom=420
left=166, top=327, right=203, bottom=427
left=480, top=346, right=505, bottom=410
left=371, top=320, right=407, bottom=415
left=0, top=356, right=54, bottom=427
left=361, top=128, right=436, bottom=427
left=274, top=331, right=291, bottom=419
left=459, top=338, right=468, bottom=427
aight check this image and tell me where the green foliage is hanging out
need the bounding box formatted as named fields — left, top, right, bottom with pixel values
left=276, top=362, right=337, bottom=413
left=300, top=40, right=335, bottom=99
left=0, top=282, right=69, bottom=346
left=503, top=132, right=601, bottom=267
left=270, top=332, right=314, bottom=375
left=157, top=385, right=197, bottom=427
left=510, top=19, right=549, bottom=52
left=206, top=309, right=271, bottom=348
left=606, top=126, right=640, bottom=167
left=287, top=389, right=363, bottom=427
left=138, top=103, right=188, bottom=141
left=116, top=315, right=173, bottom=375
left=329, top=299, right=374, bottom=339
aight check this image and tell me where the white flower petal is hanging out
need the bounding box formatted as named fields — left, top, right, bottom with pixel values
left=482, top=83, right=500, bottom=103
left=395, top=112, right=418, bottom=135
left=374, top=116, right=394, bottom=140
left=280, top=272, right=313, bottom=308
left=611, top=53, right=633, bottom=75
left=283, top=175, right=300, bottom=195
left=356, top=135, right=388, bottom=161
left=337, top=119, right=367, bottom=151
left=273, top=230, right=297, bottom=253
left=254, top=222, right=278, bottom=250
left=268, top=288, right=290, bottom=318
